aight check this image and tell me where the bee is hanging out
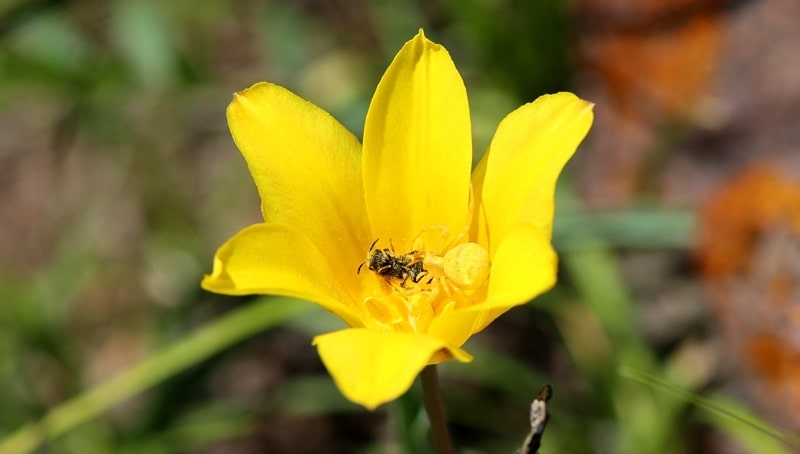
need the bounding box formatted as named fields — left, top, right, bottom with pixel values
left=357, top=239, right=427, bottom=288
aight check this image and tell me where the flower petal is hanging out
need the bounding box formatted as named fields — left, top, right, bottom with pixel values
left=227, top=82, right=371, bottom=275
left=474, top=92, right=593, bottom=254
left=427, top=301, right=487, bottom=349
left=362, top=30, right=472, bottom=250
left=313, top=328, right=470, bottom=409
left=452, top=226, right=557, bottom=335
left=468, top=225, right=557, bottom=315
left=202, top=223, right=362, bottom=327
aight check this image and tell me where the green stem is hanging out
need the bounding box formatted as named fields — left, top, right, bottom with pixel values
left=420, top=365, right=454, bottom=454
left=0, top=298, right=313, bottom=454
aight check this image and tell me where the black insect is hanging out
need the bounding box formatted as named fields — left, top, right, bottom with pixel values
left=357, top=239, right=426, bottom=287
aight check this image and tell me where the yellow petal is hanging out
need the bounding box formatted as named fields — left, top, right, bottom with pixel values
left=227, top=82, right=371, bottom=275
left=427, top=301, right=487, bottom=349
left=202, top=223, right=362, bottom=327
left=440, top=226, right=556, bottom=336
left=362, top=30, right=472, bottom=250
left=313, top=328, right=469, bottom=410
left=469, top=152, right=490, bottom=247
left=472, top=225, right=557, bottom=314
left=474, top=92, right=593, bottom=254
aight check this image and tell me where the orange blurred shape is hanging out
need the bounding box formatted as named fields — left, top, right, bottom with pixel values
left=576, top=0, right=725, bottom=119
left=746, top=334, right=800, bottom=387
left=573, top=0, right=727, bottom=206
left=697, top=164, right=800, bottom=432
left=697, top=165, right=800, bottom=281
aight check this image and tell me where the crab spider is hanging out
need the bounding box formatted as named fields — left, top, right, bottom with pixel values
left=404, top=185, right=490, bottom=298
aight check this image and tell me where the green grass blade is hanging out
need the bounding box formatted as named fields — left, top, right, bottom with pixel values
left=554, top=207, right=695, bottom=250
left=620, top=365, right=800, bottom=451
left=0, top=297, right=314, bottom=454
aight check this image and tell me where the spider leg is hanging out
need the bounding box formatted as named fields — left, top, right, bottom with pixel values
left=447, top=183, right=474, bottom=249
left=411, top=225, right=450, bottom=252
left=439, top=277, right=454, bottom=297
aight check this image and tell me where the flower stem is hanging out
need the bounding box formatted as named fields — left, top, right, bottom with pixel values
left=420, top=365, right=454, bottom=454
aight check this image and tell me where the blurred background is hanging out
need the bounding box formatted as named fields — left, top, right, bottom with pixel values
left=1, top=0, right=799, bottom=452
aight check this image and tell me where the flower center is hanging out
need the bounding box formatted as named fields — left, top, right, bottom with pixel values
left=358, top=235, right=491, bottom=332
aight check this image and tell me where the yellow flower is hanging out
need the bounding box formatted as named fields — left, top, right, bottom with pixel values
left=202, top=30, right=593, bottom=409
